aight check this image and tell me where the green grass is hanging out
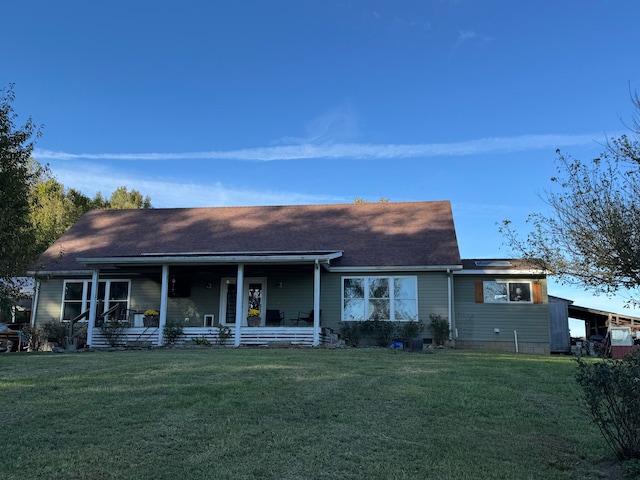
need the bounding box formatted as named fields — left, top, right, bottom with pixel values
left=0, top=348, right=618, bottom=479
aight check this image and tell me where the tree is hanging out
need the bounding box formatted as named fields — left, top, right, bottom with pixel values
left=109, top=186, right=152, bottom=209
left=354, top=197, right=390, bottom=203
left=500, top=92, right=640, bottom=306
left=27, top=162, right=152, bottom=254
left=0, top=84, right=42, bottom=310
left=30, top=178, right=94, bottom=254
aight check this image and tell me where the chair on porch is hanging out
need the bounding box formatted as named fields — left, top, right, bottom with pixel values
left=265, top=309, right=285, bottom=326
left=292, top=310, right=321, bottom=326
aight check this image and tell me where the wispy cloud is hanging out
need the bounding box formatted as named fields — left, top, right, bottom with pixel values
left=34, top=133, right=601, bottom=162
left=51, top=164, right=343, bottom=208
left=453, top=30, right=492, bottom=49
left=457, top=30, right=491, bottom=44
left=274, top=105, right=359, bottom=145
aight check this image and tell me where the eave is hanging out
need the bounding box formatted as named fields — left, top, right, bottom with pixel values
left=76, top=250, right=344, bottom=268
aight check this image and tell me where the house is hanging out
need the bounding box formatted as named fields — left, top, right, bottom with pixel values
left=28, top=201, right=550, bottom=353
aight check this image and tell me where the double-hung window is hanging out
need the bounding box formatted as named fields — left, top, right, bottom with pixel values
left=482, top=281, right=533, bottom=303
left=342, top=276, right=417, bottom=321
left=62, top=279, right=130, bottom=321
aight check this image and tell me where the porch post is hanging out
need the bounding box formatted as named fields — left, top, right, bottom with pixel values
left=158, top=264, right=169, bottom=346
left=313, top=260, right=321, bottom=346
left=87, top=268, right=100, bottom=347
left=30, top=279, right=41, bottom=327
left=447, top=268, right=455, bottom=339
left=234, top=264, right=244, bottom=347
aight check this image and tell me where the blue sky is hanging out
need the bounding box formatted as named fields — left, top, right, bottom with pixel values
left=3, top=0, right=640, bottom=333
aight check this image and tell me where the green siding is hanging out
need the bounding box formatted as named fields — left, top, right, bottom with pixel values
left=269, top=272, right=314, bottom=322
left=34, top=277, right=65, bottom=323
left=319, top=271, right=450, bottom=334
left=453, top=275, right=550, bottom=344
left=34, top=270, right=452, bottom=336
left=417, top=271, right=449, bottom=321
left=165, top=275, right=218, bottom=327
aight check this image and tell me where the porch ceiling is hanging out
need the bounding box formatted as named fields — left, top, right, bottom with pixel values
left=76, top=250, right=343, bottom=268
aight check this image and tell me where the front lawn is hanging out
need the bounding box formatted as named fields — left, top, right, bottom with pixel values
left=0, top=348, right=616, bottom=479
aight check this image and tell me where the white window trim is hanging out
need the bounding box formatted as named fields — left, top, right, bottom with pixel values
left=61, top=279, right=131, bottom=321
left=482, top=280, right=533, bottom=304
left=341, top=275, right=418, bottom=322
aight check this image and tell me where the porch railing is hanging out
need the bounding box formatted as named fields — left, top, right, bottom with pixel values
left=89, top=325, right=336, bottom=348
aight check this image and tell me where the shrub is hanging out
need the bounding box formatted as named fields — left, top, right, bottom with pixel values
left=72, top=323, right=88, bottom=348
left=100, top=320, right=127, bottom=347
left=429, top=314, right=450, bottom=346
left=192, top=335, right=211, bottom=346
left=400, top=320, right=423, bottom=339
left=575, top=350, right=640, bottom=460
left=362, top=319, right=397, bottom=347
left=217, top=324, right=232, bottom=346
left=20, top=324, right=44, bottom=351
left=339, top=322, right=362, bottom=347
left=340, top=320, right=398, bottom=347
left=163, top=322, right=184, bottom=346
left=41, top=321, right=69, bottom=346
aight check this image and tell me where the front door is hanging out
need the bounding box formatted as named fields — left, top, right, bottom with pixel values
left=220, top=277, right=267, bottom=326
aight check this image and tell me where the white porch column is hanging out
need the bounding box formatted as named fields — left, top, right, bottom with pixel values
left=313, top=260, right=321, bottom=346
left=30, top=279, right=41, bottom=327
left=158, top=265, right=169, bottom=345
left=87, top=268, right=100, bottom=347
left=234, top=264, right=244, bottom=347
left=447, top=269, right=455, bottom=339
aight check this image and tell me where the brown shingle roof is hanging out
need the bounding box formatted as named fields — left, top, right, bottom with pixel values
left=32, top=201, right=461, bottom=272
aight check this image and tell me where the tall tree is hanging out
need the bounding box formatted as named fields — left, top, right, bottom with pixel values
left=30, top=178, right=93, bottom=254
left=109, top=186, right=152, bottom=209
left=501, top=92, right=640, bottom=306
left=0, top=85, right=42, bottom=309
left=28, top=175, right=153, bottom=254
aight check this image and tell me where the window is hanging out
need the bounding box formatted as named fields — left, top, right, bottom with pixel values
left=62, top=280, right=130, bottom=321
left=482, top=281, right=532, bottom=303
left=342, top=276, right=417, bottom=321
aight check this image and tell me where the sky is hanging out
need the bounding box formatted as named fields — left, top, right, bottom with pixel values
left=3, top=0, right=640, bottom=335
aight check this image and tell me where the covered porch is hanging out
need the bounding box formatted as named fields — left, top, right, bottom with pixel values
left=75, top=250, right=342, bottom=348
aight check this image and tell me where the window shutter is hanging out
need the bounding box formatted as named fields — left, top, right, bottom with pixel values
left=475, top=282, right=484, bottom=303
left=532, top=282, right=543, bottom=304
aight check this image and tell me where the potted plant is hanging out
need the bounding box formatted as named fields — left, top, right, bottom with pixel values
left=247, top=309, right=260, bottom=327
left=143, top=309, right=159, bottom=327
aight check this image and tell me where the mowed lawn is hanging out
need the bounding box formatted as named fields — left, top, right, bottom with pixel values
left=0, top=348, right=615, bottom=479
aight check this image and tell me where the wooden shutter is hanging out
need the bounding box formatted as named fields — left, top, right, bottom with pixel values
left=532, top=282, right=543, bottom=304
left=475, top=281, right=484, bottom=303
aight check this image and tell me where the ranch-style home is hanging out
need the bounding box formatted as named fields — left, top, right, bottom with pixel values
left=28, top=201, right=551, bottom=353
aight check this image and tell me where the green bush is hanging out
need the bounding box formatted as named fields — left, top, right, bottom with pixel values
left=216, top=325, right=232, bottom=346
left=163, top=322, right=184, bottom=346
left=429, top=314, right=450, bottom=346
left=71, top=323, right=88, bottom=348
left=400, top=320, right=423, bottom=339
left=20, top=324, right=44, bottom=351
left=42, top=321, right=69, bottom=346
left=100, top=320, right=127, bottom=347
left=575, top=350, right=640, bottom=460
left=360, top=319, right=397, bottom=347
left=192, top=335, right=211, bottom=346
left=339, top=322, right=362, bottom=347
